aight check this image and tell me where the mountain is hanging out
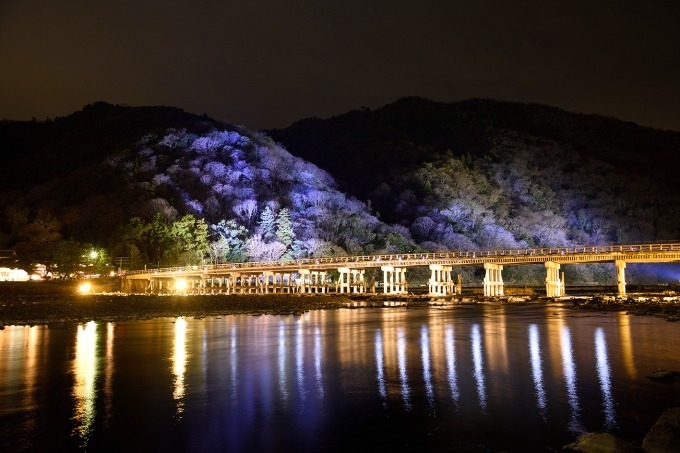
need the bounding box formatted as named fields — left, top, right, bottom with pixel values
left=1, top=98, right=678, bottom=284
left=0, top=102, right=220, bottom=190
left=0, top=102, right=403, bottom=272
left=269, top=97, right=680, bottom=206
left=268, top=97, right=680, bottom=282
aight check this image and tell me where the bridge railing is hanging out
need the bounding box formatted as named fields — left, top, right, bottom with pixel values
left=124, top=242, right=680, bottom=276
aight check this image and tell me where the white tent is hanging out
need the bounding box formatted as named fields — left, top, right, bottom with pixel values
left=0, top=268, right=29, bottom=282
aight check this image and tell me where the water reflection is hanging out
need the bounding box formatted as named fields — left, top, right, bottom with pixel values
left=528, top=324, right=547, bottom=418
left=375, top=329, right=387, bottom=406
left=172, top=317, right=187, bottom=416
left=595, top=327, right=616, bottom=429
left=278, top=322, right=288, bottom=402
left=420, top=325, right=434, bottom=411
left=231, top=324, right=238, bottom=401
left=314, top=326, right=324, bottom=399
left=72, top=321, right=98, bottom=443
left=471, top=324, right=487, bottom=411
left=445, top=325, right=460, bottom=405
left=25, top=327, right=39, bottom=411
left=560, top=325, right=583, bottom=433
left=485, top=305, right=509, bottom=374
left=618, top=312, right=637, bottom=379
left=104, top=322, right=114, bottom=425
left=296, top=321, right=306, bottom=403
left=5, top=304, right=677, bottom=452
left=397, top=327, right=411, bottom=411
left=7, top=326, right=39, bottom=424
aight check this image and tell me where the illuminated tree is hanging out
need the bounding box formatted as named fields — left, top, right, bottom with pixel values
left=233, top=199, right=258, bottom=224
left=244, top=235, right=286, bottom=261
left=170, top=214, right=209, bottom=264
left=259, top=206, right=276, bottom=240
left=208, top=237, right=230, bottom=264
left=211, top=219, right=248, bottom=262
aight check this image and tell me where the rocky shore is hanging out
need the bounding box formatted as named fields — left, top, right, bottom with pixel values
left=1, top=280, right=680, bottom=328
left=569, top=295, right=680, bottom=322
left=0, top=292, right=359, bottom=327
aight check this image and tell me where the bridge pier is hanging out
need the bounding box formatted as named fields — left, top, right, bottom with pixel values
left=298, top=270, right=324, bottom=293
left=545, top=261, right=565, bottom=297
left=223, top=274, right=235, bottom=294
left=284, top=273, right=295, bottom=293
left=381, top=265, right=407, bottom=294
left=428, top=264, right=454, bottom=296
left=483, top=263, right=504, bottom=297
left=616, top=260, right=626, bottom=297
left=237, top=274, right=258, bottom=294
left=337, top=268, right=365, bottom=293
left=308, top=270, right=327, bottom=293
left=262, top=271, right=274, bottom=294
left=268, top=272, right=289, bottom=293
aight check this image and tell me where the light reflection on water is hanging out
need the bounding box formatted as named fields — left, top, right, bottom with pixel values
left=560, top=324, right=583, bottom=434
left=445, top=325, right=460, bottom=406
left=278, top=322, right=288, bottom=403
left=595, top=327, right=616, bottom=430
left=471, top=323, right=487, bottom=411
left=0, top=325, right=44, bottom=441
left=314, top=326, right=324, bottom=399
left=529, top=323, right=547, bottom=418
left=618, top=312, right=638, bottom=379
left=72, top=321, right=98, bottom=442
left=172, top=317, right=187, bottom=416
left=2, top=302, right=680, bottom=452
left=103, top=322, right=114, bottom=425
left=396, top=327, right=411, bottom=411
left=375, top=329, right=387, bottom=405
left=420, top=325, right=435, bottom=412
left=230, top=324, right=238, bottom=401
left=296, top=321, right=306, bottom=403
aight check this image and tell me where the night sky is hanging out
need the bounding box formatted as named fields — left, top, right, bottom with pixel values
left=2, top=0, right=679, bottom=131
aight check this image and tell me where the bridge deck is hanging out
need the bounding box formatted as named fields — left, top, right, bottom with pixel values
left=124, top=243, right=680, bottom=279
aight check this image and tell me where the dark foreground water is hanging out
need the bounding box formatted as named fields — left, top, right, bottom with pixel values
left=2, top=302, right=680, bottom=452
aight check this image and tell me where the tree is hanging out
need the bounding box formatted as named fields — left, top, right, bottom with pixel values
left=212, top=219, right=249, bottom=262
left=259, top=206, right=276, bottom=240
left=275, top=208, right=296, bottom=260
left=233, top=199, right=258, bottom=224
left=208, top=237, right=230, bottom=264
left=146, top=214, right=172, bottom=265
left=13, top=212, right=62, bottom=270
left=53, top=240, right=85, bottom=275
left=244, top=235, right=286, bottom=261
left=275, top=208, right=294, bottom=247
left=128, top=244, right=144, bottom=269
left=170, top=214, right=210, bottom=264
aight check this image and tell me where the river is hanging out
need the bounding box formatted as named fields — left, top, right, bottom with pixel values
left=1, top=302, right=679, bottom=452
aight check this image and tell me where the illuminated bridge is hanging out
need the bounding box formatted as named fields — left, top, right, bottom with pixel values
left=121, top=243, right=680, bottom=298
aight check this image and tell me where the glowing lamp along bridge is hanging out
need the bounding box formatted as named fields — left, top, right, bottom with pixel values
left=121, top=243, right=680, bottom=297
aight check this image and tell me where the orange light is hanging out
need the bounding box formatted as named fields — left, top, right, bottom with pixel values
left=79, top=282, right=92, bottom=294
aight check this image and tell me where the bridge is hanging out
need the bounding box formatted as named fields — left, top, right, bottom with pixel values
left=121, top=243, right=680, bottom=298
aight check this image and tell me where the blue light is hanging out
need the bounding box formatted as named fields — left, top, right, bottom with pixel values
left=471, top=324, right=487, bottom=411
left=445, top=325, right=460, bottom=405
left=397, top=327, right=411, bottom=411
left=595, top=328, right=616, bottom=429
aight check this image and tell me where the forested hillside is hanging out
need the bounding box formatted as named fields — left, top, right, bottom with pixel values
left=270, top=97, right=680, bottom=282
left=0, top=103, right=408, bottom=275
left=1, top=99, right=679, bottom=284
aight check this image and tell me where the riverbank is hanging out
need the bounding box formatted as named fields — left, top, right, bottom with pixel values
left=0, top=292, right=354, bottom=327
left=569, top=294, right=680, bottom=322
left=1, top=280, right=679, bottom=327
